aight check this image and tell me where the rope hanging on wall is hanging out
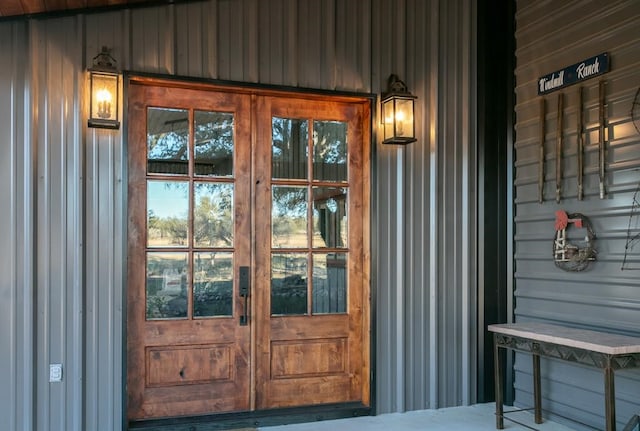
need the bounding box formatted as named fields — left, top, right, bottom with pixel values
left=553, top=210, right=597, bottom=271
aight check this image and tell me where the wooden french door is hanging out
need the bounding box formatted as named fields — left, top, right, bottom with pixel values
left=127, top=78, right=370, bottom=421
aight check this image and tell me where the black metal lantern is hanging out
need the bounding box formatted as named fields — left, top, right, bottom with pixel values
left=88, top=47, right=120, bottom=129
left=381, top=74, right=417, bottom=144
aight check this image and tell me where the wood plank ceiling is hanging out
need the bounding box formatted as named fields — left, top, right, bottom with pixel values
left=0, top=0, right=183, bottom=18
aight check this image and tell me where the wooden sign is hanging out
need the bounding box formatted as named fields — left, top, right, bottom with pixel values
left=538, top=52, right=609, bottom=95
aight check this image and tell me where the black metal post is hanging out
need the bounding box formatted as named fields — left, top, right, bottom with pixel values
left=494, top=334, right=504, bottom=429
left=533, top=354, right=542, bottom=424
left=604, top=359, right=616, bottom=431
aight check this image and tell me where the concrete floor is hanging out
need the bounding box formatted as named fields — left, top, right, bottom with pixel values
left=260, top=403, right=576, bottom=431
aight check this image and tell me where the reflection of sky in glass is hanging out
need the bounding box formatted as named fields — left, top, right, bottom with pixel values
left=148, top=181, right=188, bottom=218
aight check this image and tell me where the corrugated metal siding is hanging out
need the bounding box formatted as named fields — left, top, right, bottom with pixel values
left=0, top=0, right=478, bottom=429
left=371, top=0, right=405, bottom=413
left=84, top=110, right=126, bottom=430
left=514, top=0, right=640, bottom=429
left=375, top=0, right=478, bottom=411
left=33, top=17, right=85, bottom=431
left=1, top=20, right=34, bottom=431
left=372, top=0, right=477, bottom=412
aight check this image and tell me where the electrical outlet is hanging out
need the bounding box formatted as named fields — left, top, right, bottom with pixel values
left=49, top=364, right=63, bottom=382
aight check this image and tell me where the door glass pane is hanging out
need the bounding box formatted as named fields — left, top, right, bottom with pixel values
left=313, top=121, right=347, bottom=182
left=194, top=110, right=234, bottom=176
left=271, top=253, right=308, bottom=315
left=194, top=182, right=233, bottom=247
left=272, top=117, right=308, bottom=179
left=147, top=107, right=189, bottom=175
left=312, top=187, right=347, bottom=248
left=272, top=186, right=308, bottom=248
left=312, top=253, right=347, bottom=314
left=147, top=180, right=189, bottom=247
left=146, top=252, right=188, bottom=319
left=193, top=252, right=233, bottom=317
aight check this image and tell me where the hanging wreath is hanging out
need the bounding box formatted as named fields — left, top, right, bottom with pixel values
left=553, top=210, right=597, bottom=271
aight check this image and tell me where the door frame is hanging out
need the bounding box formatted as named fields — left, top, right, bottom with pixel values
left=122, top=72, right=376, bottom=430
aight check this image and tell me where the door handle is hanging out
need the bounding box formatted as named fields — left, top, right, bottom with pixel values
left=239, top=266, right=249, bottom=326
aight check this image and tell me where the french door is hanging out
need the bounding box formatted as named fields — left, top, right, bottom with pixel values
left=127, top=78, right=370, bottom=420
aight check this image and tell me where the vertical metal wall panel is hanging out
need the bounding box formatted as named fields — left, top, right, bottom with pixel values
left=0, top=0, right=481, bottom=428
left=85, top=126, right=125, bottom=431
left=0, top=23, right=15, bottom=431
left=370, top=0, right=406, bottom=413
left=257, top=0, right=297, bottom=86
left=243, top=0, right=260, bottom=83
left=372, top=0, right=477, bottom=413
left=216, top=0, right=245, bottom=80
left=334, top=0, right=370, bottom=92
left=0, top=20, right=35, bottom=431
left=129, top=6, right=175, bottom=74
left=297, top=0, right=335, bottom=89
left=202, top=1, right=219, bottom=79
left=29, top=16, right=85, bottom=431
left=84, top=12, right=128, bottom=431
left=434, top=0, right=477, bottom=408
left=85, top=129, right=126, bottom=431
left=175, top=1, right=206, bottom=78
left=514, top=0, right=640, bottom=429
left=403, top=0, right=432, bottom=411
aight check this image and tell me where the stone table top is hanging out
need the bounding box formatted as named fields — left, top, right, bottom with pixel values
left=488, top=322, right=640, bottom=355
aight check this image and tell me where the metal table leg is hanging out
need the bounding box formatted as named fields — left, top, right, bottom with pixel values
left=494, top=334, right=504, bottom=429
left=533, top=354, right=542, bottom=424
left=604, top=363, right=616, bottom=431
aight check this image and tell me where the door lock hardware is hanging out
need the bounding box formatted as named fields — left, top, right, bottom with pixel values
left=239, top=266, right=250, bottom=325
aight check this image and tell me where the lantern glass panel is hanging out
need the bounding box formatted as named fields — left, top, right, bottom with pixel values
left=395, top=98, right=414, bottom=138
left=90, top=72, right=118, bottom=123
left=382, top=98, right=396, bottom=141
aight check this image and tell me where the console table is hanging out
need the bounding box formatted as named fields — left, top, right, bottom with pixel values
left=489, top=322, right=640, bottom=431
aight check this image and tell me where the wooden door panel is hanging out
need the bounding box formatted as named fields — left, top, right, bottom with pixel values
left=270, top=338, right=348, bottom=378
left=254, top=96, right=370, bottom=410
left=146, top=344, right=235, bottom=386
left=127, top=82, right=252, bottom=420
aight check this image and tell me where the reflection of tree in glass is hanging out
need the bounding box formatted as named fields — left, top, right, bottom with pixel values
left=147, top=209, right=189, bottom=245
left=193, top=252, right=233, bottom=317
left=195, top=184, right=233, bottom=247
left=195, top=112, right=233, bottom=153
left=272, top=118, right=308, bottom=160
left=148, top=209, right=159, bottom=232
left=146, top=254, right=188, bottom=318
left=195, top=111, right=234, bottom=176
left=273, top=187, right=306, bottom=217
left=147, top=108, right=189, bottom=161
left=164, top=217, right=188, bottom=244
left=272, top=187, right=307, bottom=245
left=314, top=121, right=346, bottom=163
left=271, top=254, right=308, bottom=315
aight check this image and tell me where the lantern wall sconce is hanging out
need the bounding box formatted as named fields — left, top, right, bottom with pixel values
left=381, top=74, right=417, bottom=144
left=88, top=46, right=120, bottom=129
